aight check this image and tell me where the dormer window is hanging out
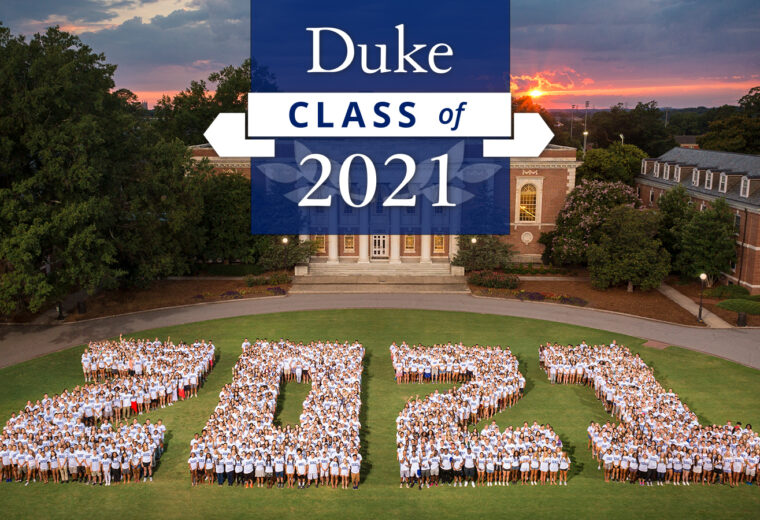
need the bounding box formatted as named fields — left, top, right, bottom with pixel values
left=654, top=162, right=660, bottom=178
left=705, top=170, right=713, bottom=190
left=718, top=173, right=727, bottom=193
left=663, top=164, right=670, bottom=180
left=641, top=161, right=646, bottom=175
left=674, top=166, right=681, bottom=182
left=691, top=168, right=699, bottom=186
left=740, top=176, right=750, bottom=198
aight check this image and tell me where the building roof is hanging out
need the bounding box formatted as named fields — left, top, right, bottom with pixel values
left=656, top=147, right=760, bottom=179
left=638, top=148, right=760, bottom=209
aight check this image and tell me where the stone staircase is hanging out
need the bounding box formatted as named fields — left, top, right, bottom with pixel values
left=291, top=261, right=469, bottom=293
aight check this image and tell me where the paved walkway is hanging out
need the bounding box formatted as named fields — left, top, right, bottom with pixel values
left=1, top=294, right=758, bottom=369
left=657, top=284, right=732, bottom=328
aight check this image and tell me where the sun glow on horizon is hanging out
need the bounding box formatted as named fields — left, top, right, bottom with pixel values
left=528, top=89, right=544, bottom=98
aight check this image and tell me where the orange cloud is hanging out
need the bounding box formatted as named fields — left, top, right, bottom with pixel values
left=510, top=67, right=592, bottom=95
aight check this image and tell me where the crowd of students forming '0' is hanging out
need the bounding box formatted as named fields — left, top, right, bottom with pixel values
left=540, top=341, right=760, bottom=487
left=1, top=337, right=215, bottom=486
left=188, top=339, right=365, bottom=490
left=391, top=342, right=570, bottom=488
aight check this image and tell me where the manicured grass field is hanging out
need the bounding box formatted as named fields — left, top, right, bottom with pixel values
left=1, top=309, right=758, bottom=519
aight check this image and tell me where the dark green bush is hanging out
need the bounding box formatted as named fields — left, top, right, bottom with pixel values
left=705, top=285, right=751, bottom=299
left=468, top=271, right=520, bottom=289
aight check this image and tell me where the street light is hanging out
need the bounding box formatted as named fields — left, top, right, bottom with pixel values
left=282, top=236, right=290, bottom=271
left=582, top=130, right=589, bottom=159
left=470, top=237, right=478, bottom=244
left=619, top=133, right=624, bottom=146
left=698, top=273, right=707, bottom=323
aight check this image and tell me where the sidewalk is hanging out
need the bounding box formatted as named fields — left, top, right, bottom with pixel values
left=2, top=293, right=759, bottom=370
left=657, top=284, right=732, bottom=328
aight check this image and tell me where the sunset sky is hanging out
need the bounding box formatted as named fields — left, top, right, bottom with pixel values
left=1, top=0, right=758, bottom=109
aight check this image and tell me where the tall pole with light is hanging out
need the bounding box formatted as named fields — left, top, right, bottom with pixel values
left=619, top=133, right=624, bottom=146
left=282, top=236, right=289, bottom=271
left=698, top=272, right=707, bottom=323
left=570, top=104, right=575, bottom=140
left=582, top=131, right=589, bottom=159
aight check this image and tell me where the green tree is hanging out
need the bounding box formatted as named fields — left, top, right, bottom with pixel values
left=656, top=184, right=696, bottom=273
left=698, top=86, right=760, bottom=154
left=452, top=235, right=514, bottom=271
left=541, top=180, right=639, bottom=266
left=0, top=25, right=124, bottom=313
left=677, top=198, right=737, bottom=286
left=153, top=58, right=278, bottom=145
left=588, top=101, right=677, bottom=156
left=0, top=25, right=206, bottom=314
left=576, top=143, right=647, bottom=185
left=255, top=236, right=316, bottom=271
left=196, top=170, right=253, bottom=263
left=587, top=206, right=670, bottom=292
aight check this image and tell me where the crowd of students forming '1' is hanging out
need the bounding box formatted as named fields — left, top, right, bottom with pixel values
left=540, top=341, right=760, bottom=487
left=1, top=337, right=215, bottom=486
left=188, top=339, right=365, bottom=490
left=391, top=342, right=569, bottom=488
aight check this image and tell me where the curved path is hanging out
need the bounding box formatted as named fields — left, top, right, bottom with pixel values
left=1, top=293, right=759, bottom=370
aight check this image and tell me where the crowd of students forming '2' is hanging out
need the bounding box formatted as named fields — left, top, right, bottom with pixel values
left=391, top=342, right=569, bottom=488
left=540, top=341, right=760, bottom=487
left=1, top=337, right=215, bottom=486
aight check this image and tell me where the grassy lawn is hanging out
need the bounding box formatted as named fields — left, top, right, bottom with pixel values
left=1, top=309, right=758, bottom=519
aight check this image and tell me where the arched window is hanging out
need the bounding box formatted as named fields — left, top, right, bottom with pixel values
left=519, top=184, right=537, bottom=222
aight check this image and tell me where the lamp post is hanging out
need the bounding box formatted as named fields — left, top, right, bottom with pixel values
left=698, top=272, right=707, bottom=323
left=570, top=104, right=575, bottom=140
left=470, top=237, right=477, bottom=245
left=619, top=133, right=624, bottom=146
left=582, top=130, right=589, bottom=159
left=282, top=236, right=289, bottom=271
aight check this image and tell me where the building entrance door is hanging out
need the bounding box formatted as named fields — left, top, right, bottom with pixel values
left=371, top=235, right=388, bottom=258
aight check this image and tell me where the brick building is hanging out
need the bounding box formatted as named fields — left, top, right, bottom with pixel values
left=638, top=148, right=760, bottom=294
left=190, top=144, right=580, bottom=273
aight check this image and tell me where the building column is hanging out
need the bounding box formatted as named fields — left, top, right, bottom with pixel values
left=390, top=235, right=401, bottom=263
left=358, top=235, right=370, bottom=263
left=327, top=235, right=339, bottom=264
left=420, top=235, right=432, bottom=263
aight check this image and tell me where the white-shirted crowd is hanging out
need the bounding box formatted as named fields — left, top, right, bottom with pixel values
left=391, top=342, right=569, bottom=489
left=189, top=338, right=365, bottom=490
left=540, top=341, right=760, bottom=488
left=0, top=336, right=215, bottom=487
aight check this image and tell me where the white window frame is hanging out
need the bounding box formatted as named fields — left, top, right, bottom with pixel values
left=515, top=177, right=543, bottom=224
left=641, top=160, right=646, bottom=175
left=649, top=190, right=654, bottom=204
left=674, top=165, right=681, bottom=182
left=700, top=201, right=706, bottom=212
left=663, top=164, right=670, bottom=180
left=740, top=176, right=750, bottom=198
left=705, top=170, right=713, bottom=190
left=653, top=162, right=660, bottom=178
left=691, top=168, right=699, bottom=186
left=718, top=173, right=727, bottom=193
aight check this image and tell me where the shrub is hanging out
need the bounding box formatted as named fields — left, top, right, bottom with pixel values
left=267, top=272, right=292, bottom=285
left=705, top=285, right=750, bottom=299
left=453, top=236, right=514, bottom=271
left=467, top=271, right=519, bottom=289
left=267, top=287, right=287, bottom=296
left=716, top=299, right=760, bottom=315
left=244, top=272, right=293, bottom=286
